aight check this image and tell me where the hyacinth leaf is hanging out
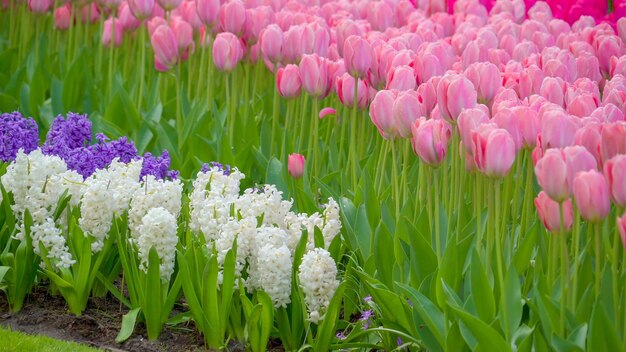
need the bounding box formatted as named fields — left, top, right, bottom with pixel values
left=313, top=281, right=346, bottom=352
left=61, top=52, right=88, bottom=112
left=220, top=243, right=237, bottom=334
left=469, top=249, right=496, bottom=323
left=354, top=205, right=372, bottom=260
left=407, top=212, right=437, bottom=285
left=266, top=157, right=289, bottom=200
left=396, top=282, right=445, bottom=351
left=587, top=302, right=623, bottom=351
left=512, top=222, right=538, bottom=274
left=0, top=266, right=9, bottom=287
left=446, top=300, right=511, bottom=352
left=359, top=275, right=413, bottom=333
left=116, top=308, right=141, bottom=343
left=144, top=247, right=164, bottom=340
left=374, top=221, right=393, bottom=288
left=500, top=265, right=522, bottom=343
left=551, top=333, right=584, bottom=352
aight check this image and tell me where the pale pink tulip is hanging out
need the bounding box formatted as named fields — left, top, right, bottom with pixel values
left=535, top=191, right=574, bottom=233
left=276, top=65, right=301, bottom=99
left=151, top=24, right=178, bottom=70
left=535, top=148, right=569, bottom=202
left=336, top=73, right=369, bottom=109
left=573, top=170, right=611, bottom=222
left=288, top=153, right=305, bottom=178
left=601, top=122, right=626, bottom=164
left=471, top=123, right=516, bottom=178
left=410, top=117, right=451, bottom=166
left=370, top=90, right=397, bottom=140
left=219, top=0, right=246, bottom=35
left=196, top=0, right=220, bottom=28
left=604, top=155, right=626, bottom=208
left=54, top=4, right=71, bottom=31
left=343, top=35, right=372, bottom=79
left=464, top=62, right=501, bottom=105
left=299, top=54, right=331, bottom=99
left=128, top=0, right=154, bottom=20
left=260, top=24, right=282, bottom=64
left=212, top=32, right=244, bottom=72
left=458, top=107, right=489, bottom=152
left=393, top=90, right=424, bottom=139
left=540, top=109, right=579, bottom=150
left=386, top=65, right=416, bottom=91
left=102, top=18, right=123, bottom=48
left=437, top=74, right=477, bottom=123
left=28, top=0, right=52, bottom=13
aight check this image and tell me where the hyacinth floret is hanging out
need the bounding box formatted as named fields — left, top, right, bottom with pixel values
left=129, top=175, right=183, bottom=236
left=298, top=248, right=340, bottom=324
left=42, top=112, right=92, bottom=157
left=256, top=243, right=292, bottom=308
left=0, top=111, right=39, bottom=162
left=136, top=207, right=178, bottom=282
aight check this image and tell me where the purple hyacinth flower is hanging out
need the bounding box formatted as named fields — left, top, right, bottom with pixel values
left=0, top=111, right=39, bottom=162
left=359, top=309, right=373, bottom=330
left=141, top=150, right=173, bottom=180
left=42, top=113, right=92, bottom=157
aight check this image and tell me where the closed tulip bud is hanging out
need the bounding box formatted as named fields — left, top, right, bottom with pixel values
left=219, top=0, right=246, bottom=36
left=540, top=109, right=579, bottom=150
left=566, top=93, right=598, bottom=118
left=563, top=145, right=598, bottom=194
left=596, top=35, right=623, bottom=76
left=604, top=155, right=626, bottom=208
left=196, top=0, right=220, bottom=28
left=336, top=73, right=369, bottom=110
left=343, top=35, right=372, bottom=79
left=156, top=0, right=182, bottom=11
left=437, top=74, right=477, bottom=123
left=573, top=170, right=611, bottom=222
left=276, top=65, right=301, bottom=99
left=244, top=6, right=273, bottom=45
left=147, top=16, right=167, bottom=36
left=471, top=123, right=516, bottom=178
left=151, top=25, right=178, bottom=70
left=28, top=0, right=52, bottom=13
left=102, top=18, right=123, bottom=48
left=119, top=3, right=141, bottom=32
left=260, top=24, right=283, bottom=64
left=102, top=0, right=123, bottom=10
left=464, top=62, right=501, bottom=105
left=458, top=107, right=489, bottom=152
left=494, top=108, right=523, bottom=152
left=212, top=32, right=244, bottom=72
left=517, top=65, right=544, bottom=99
left=171, top=17, right=194, bottom=54
left=386, top=65, right=416, bottom=91
left=288, top=153, right=305, bottom=179
left=535, top=191, right=574, bottom=233
left=512, top=106, right=540, bottom=148
left=393, top=90, right=424, bottom=139
left=539, top=76, right=566, bottom=107
left=299, top=54, right=331, bottom=99
left=410, top=117, right=451, bottom=166
left=336, top=19, right=363, bottom=56
left=54, top=4, right=72, bottom=31
left=574, top=122, right=602, bottom=164
left=370, top=90, right=397, bottom=140
left=128, top=0, right=154, bottom=20
left=600, top=122, right=626, bottom=165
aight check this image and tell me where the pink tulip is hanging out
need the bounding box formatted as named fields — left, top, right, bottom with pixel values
left=574, top=122, right=602, bottom=164
left=539, top=76, right=566, bottom=107
left=563, top=145, right=598, bottom=194
left=603, top=155, right=626, bottom=208
left=600, top=122, right=626, bottom=165
left=219, top=0, right=246, bottom=35
left=196, top=0, right=220, bottom=28
left=151, top=24, right=178, bottom=70
left=370, top=90, right=397, bottom=140
left=343, top=35, right=372, bottom=79
left=260, top=24, right=283, bottom=64
left=393, top=90, right=425, bottom=139
left=437, top=74, right=477, bottom=123
left=464, top=62, right=501, bottom=105
left=458, top=107, right=490, bottom=152
left=288, top=153, right=305, bottom=179
left=212, top=32, right=244, bottom=72
left=535, top=191, right=574, bottom=233
left=299, top=54, right=331, bottom=99
left=28, top=0, right=52, bottom=13
left=102, top=0, right=123, bottom=10
left=573, top=170, right=611, bottom=222
left=410, top=117, right=451, bottom=166
left=119, top=3, right=141, bottom=32
left=618, top=18, right=626, bottom=44
left=367, top=1, right=393, bottom=31
left=157, top=0, right=182, bottom=11
left=79, top=3, right=101, bottom=24
left=128, top=0, right=154, bottom=20
left=540, top=109, right=579, bottom=150
left=517, top=65, right=544, bottom=99
left=471, top=123, right=517, bottom=178
left=147, top=16, right=167, bottom=36
left=102, top=18, right=123, bottom=48
left=417, top=78, right=439, bottom=116
left=336, top=19, right=363, bottom=57
left=171, top=17, right=194, bottom=55
left=513, top=106, right=540, bottom=148
left=276, top=65, right=301, bottom=99
left=336, top=73, right=369, bottom=110
left=386, top=65, right=416, bottom=91
left=595, top=35, right=623, bottom=76
left=319, top=107, right=337, bottom=120
left=244, top=6, right=273, bottom=45
left=494, top=108, right=523, bottom=151
left=566, top=93, right=598, bottom=118
left=54, top=4, right=71, bottom=31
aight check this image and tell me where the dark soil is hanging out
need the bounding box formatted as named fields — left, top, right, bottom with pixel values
left=0, top=285, right=210, bottom=351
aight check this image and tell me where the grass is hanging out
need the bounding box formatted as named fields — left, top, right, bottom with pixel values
left=0, top=326, right=101, bottom=352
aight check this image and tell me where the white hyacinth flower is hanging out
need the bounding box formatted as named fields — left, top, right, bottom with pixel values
left=298, top=248, right=340, bottom=324
left=129, top=175, right=183, bottom=236
left=136, top=207, right=178, bottom=282
left=257, top=243, right=292, bottom=308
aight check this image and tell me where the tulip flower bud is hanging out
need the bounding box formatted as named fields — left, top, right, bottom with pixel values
left=102, top=18, right=123, bottom=48
left=54, top=4, right=72, bottom=31
left=28, top=0, right=52, bottom=13
left=299, top=54, right=332, bottom=99
left=471, top=123, right=516, bottom=178
left=604, top=155, right=626, bottom=208
left=219, top=0, right=246, bottom=35
left=197, top=0, right=220, bottom=28
left=600, top=122, right=626, bottom=166
left=343, top=35, right=372, bottom=79
left=393, top=90, right=424, bottom=139
left=260, top=24, right=283, bottom=64
left=437, top=74, right=477, bottom=123
left=157, top=0, right=182, bottom=11
left=386, top=65, right=416, bottom=91
left=336, top=73, right=369, bottom=110
left=288, top=153, right=305, bottom=179
left=276, top=65, right=302, bottom=99
left=128, top=0, right=154, bottom=20
left=535, top=191, right=574, bottom=233
left=370, top=90, right=397, bottom=140
left=212, top=32, right=244, bottom=72
left=410, top=117, right=451, bottom=166
left=464, top=62, right=501, bottom=105
left=458, top=107, right=489, bottom=153
left=573, top=170, right=611, bottom=222
left=151, top=25, right=178, bottom=71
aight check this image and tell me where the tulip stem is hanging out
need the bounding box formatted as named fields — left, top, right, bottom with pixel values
left=595, top=222, right=601, bottom=297
left=350, top=81, right=359, bottom=187
left=433, top=168, right=441, bottom=262
left=137, top=23, right=146, bottom=111
left=377, top=141, right=390, bottom=196
left=475, top=175, right=483, bottom=255
left=176, top=64, right=183, bottom=150
left=612, top=218, right=620, bottom=331
left=558, top=201, right=567, bottom=337
left=271, top=64, right=280, bottom=155
left=571, top=208, right=581, bottom=310
left=298, top=96, right=309, bottom=151
left=391, top=140, right=400, bottom=224
left=311, top=99, right=320, bottom=175
left=107, top=15, right=116, bottom=104
left=520, top=153, right=534, bottom=238
left=494, top=181, right=505, bottom=298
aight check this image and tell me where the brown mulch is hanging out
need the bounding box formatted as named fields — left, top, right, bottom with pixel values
left=0, top=285, right=212, bottom=351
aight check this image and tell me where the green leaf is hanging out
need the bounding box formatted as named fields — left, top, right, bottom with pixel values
left=447, top=303, right=512, bottom=352
left=470, top=249, right=495, bottom=323
left=314, top=281, right=346, bottom=352
left=116, top=308, right=141, bottom=343
left=0, top=266, right=10, bottom=285
left=500, top=265, right=522, bottom=341
left=588, top=302, right=623, bottom=351
left=397, top=282, right=445, bottom=350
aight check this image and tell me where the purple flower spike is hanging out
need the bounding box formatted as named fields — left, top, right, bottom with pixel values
left=141, top=150, right=174, bottom=180
left=202, top=161, right=232, bottom=175
left=359, top=309, right=373, bottom=330
left=0, top=111, right=39, bottom=162
left=43, top=112, right=92, bottom=157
